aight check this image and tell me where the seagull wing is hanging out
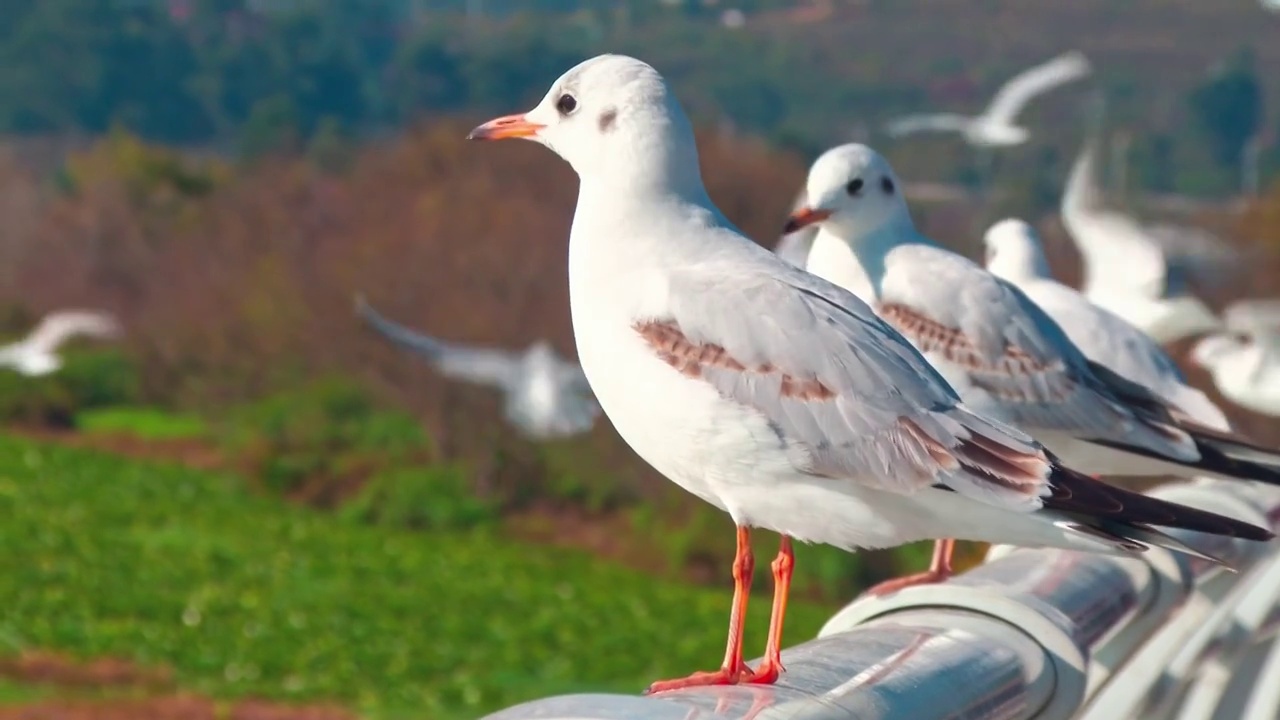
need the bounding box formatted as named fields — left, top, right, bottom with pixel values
left=874, top=243, right=1195, bottom=459
left=642, top=250, right=1056, bottom=511
left=884, top=113, right=974, bottom=138
left=355, top=295, right=523, bottom=390
left=984, top=50, right=1092, bottom=125
left=1225, top=298, right=1280, bottom=334
left=24, top=310, right=121, bottom=354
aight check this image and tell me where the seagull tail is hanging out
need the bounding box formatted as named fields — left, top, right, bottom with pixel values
left=1043, top=464, right=1274, bottom=555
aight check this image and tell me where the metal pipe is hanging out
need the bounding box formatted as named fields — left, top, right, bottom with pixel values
left=482, top=479, right=1280, bottom=720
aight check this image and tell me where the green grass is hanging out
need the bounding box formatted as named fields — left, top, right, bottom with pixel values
left=75, top=406, right=209, bottom=440
left=0, top=436, right=835, bottom=719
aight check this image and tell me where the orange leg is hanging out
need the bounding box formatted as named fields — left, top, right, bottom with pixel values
left=746, top=535, right=793, bottom=684
left=646, top=525, right=756, bottom=694
left=861, top=538, right=956, bottom=598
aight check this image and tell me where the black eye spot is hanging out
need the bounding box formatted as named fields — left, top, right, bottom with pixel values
left=556, top=93, right=578, bottom=115
left=598, top=107, right=617, bottom=133
left=845, top=178, right=864, bottom=196
left=881, top=176, right=895, bottom=194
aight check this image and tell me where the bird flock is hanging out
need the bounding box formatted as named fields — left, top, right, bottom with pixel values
left=448, top=52, right=1280, bottom=693
left=17, top=43, right=1275, bottom=698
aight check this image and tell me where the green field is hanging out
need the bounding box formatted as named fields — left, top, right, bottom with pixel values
left=0, top=435, right=835, bottom=719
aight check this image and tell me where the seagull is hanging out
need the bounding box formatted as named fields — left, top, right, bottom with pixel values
left=354, top=295, right=600, bottom=440
left=983, top=218, right=1231, bottom=432
left=467, top=54, right=1272, bottom=692
left=885, top=51, right=1092, bottom=148
left=771, top=189, right=817, bottom=267
left=1191, top=300, right=1280, bottom=418
left=0, top=310, right=122, bottom=376
left=788, top=144, right=1280, bottom=485
left=1060, top=136, right=1235, bottom=343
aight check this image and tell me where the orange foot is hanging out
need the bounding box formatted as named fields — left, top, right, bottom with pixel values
left=646, top=662, right=758, bottom=694
left=860, top=568, right=953, bottom=598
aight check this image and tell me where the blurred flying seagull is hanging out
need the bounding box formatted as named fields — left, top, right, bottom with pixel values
left=354, top=294, right=600, bottom=440
left=0, top=310, right=122, bottom=376
left=1191, top=299, right=1280, bottom=418
left=886, top=50, right=1092, bottom=147
left=1060, top=136, right=1240, bottom=344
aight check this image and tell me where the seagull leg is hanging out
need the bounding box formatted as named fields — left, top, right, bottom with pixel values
left=646, top=525, right=756, bottom=694
left=746, top=535, right=793, bottom=684
left=860, top=538, right=955, bottom=598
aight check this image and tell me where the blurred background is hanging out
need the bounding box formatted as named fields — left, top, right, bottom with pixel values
left=2, top=1, right=1279, bottom=719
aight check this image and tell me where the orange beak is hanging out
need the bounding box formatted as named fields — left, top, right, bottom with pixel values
left=466, top=113, right=545, bottom=141
left=783, top=207, right=833, bottom=234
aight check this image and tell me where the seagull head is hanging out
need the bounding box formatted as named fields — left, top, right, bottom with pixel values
left=983, top=218, right=1053, bottom=281
left=467, top=54, right=701, bottom=194
left=783, top=144, right=910, bottom=239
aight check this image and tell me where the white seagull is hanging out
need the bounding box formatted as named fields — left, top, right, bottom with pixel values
left=789, top=144, right=1280, bottom=485
left=467, top=54, right=1272, bottom=692
left=885, top=50, right=1092, bottom=148
left=355, top=295, right=600, bottom=440
left=1060, top=136, right=1235, bottom=343
left=1191, top=300, right=1280, bottom=418
left=983, top=218, right=1231, bottom=432
left=0, top=310, right=122, bottom=376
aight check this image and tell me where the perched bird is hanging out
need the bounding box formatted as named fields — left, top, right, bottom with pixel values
left=0, top=310, right=122, bottom=376
left=1060, top=136, right=1235, bottom=343
left=983, top=218, right=1230, bottom=432
left=885, top=50, right=1091, bottom=148
left=771, top=189, right=817, bottom=267
left=789, top=144, right=1280, bottom=485
left=354, top=295, right=600, bottom=440
left=468, top=54, right=1271, bottom=692
left=1191, top=300, right=1280, bottom=418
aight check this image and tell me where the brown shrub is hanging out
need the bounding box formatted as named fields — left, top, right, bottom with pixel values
left=0, top=123, right=804, bottom=504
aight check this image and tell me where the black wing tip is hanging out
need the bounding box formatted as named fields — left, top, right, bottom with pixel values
left=1046, top=465, right=1275, bottom=543
left=1192, top=438, right=1280, bottom=487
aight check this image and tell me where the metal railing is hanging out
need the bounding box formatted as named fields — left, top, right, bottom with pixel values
left=483, top=478, right=1280, bottom=720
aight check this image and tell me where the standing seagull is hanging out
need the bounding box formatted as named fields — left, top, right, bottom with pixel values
left=1060, top=137, right=1234, bottom=343
left=885, top=51, right=1092, bottom=148
left=355, top=295, right=600, bottom=440
left=788, top=144, right=1280, bottom=485
left=983, top=218, right=1231, bottom=431
left=1191, top=299, right=1280, bottom=418
left=0, top=310, right=122, bottom=376
left=468, top=54, right=1271, bottom=692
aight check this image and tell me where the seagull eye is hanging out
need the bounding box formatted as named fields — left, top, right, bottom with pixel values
left=845, top=178, right=864, bottom=196
left=881, top=177, right=895, bottom=194
left=556, top=93, right=578, bottom=115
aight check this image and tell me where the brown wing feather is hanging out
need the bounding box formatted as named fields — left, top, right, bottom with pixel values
left=877, top=302, right=1055, bottom=375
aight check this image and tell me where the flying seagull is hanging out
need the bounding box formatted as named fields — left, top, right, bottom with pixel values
left=1191, top=299, right=1280, bottom=419
left=0, top=310, right=122, bottom=376
left=886, top=51, right=1092, bottom=147
left=355, top=294, right=600, bottom=440
left=1060, top=136, right=1237, bottom=343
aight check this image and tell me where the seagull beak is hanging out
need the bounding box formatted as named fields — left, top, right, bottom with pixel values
left=783, top=207, right=833, bottom=234
left=466, top=113, right=545, bottom=141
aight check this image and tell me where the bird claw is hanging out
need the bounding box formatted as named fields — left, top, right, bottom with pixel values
left=645, top=661, right=757, bottom=694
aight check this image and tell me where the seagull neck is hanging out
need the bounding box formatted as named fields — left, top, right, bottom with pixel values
left=828, top=216, right=926, bottom=300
